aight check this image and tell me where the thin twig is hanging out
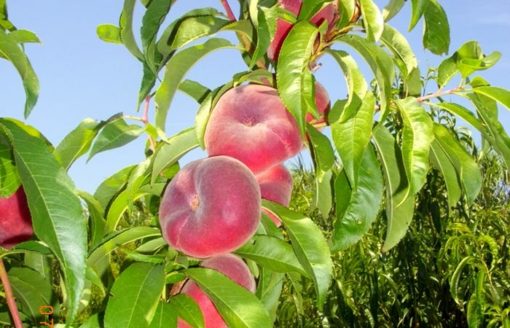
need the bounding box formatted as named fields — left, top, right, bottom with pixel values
left=142, top=96, right=157, bottom=152
left=220, top=0, right=236, bottom=21
left=0, top=258, right=23, bottom=328
left=417, top=86, right=463, bottom=103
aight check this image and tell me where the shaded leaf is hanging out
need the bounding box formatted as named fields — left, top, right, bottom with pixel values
left=168, top=294, right=204, bottom=328
left=149, top=302, right=177, bottom=328
left=422, top=0, right=449, bottom=55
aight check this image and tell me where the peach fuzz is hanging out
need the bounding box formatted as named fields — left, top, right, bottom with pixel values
left=159, top=156, right=261, bottom=258
left=268, top=0, right=339, bottom=61
left=204, top=84, right=302, bottom=173
left=256, top=164, right=293, bottom=226
left=178, top=254, right=255, bottom=328
left=0, top=187, right=33, bottom=249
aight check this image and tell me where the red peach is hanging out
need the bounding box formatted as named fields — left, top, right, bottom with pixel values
left=256, top=164, right=293, bottom=227
left=204, top=84, right=302, bottom=173
left=305, top=81, right=331, bottom=125
left=159, top=156, right=261, bottom=258
left=0, top=188, right=33, bottom=249
left=268, top=0, right=339, bottom=61
left=178, top=254, right=255, bottom=328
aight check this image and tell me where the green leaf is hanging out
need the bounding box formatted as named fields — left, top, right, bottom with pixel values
left=437, top=56, right=457, bottom=87
left=334, top=170, right=353, bottom=225
left=119, top=0, right=143, bottom=60
left=336, top=34, right=394, bottom=117
left=313, top=170, right=333, bottom=217
left=256, top=268, right=284, bottom=324
left=168, top=294, right=204, bottom=328
left=472, top=86, right=510, bottom=111
left=88, top=118, right=144, bottom=161
left=96, top=24, right=122, bottom=44
left=382, top=0, right=405, bottom=22
left=422, top=0, right=449, bottom=55
left=155, top=38, right=234, bottom=130
left=104, top=263, right=165, bottom=328
left=331, top=92, right=375, bottom=187
left=276, top=21, right=319, bottom=135
left=178, top=80, right=211, bottom=103
left=88, top=227, right=161, bottom=276
left=338, top=0, right=356, bottom=28
left=141, top=0, right=172, bottom=53
left=0, top=137, right=20, bottom=197
left=0, top=29, right=39, bottom=117
left=397, top=98, right=434, bottom=194
left=7, top=30, right=40, bottom=44
left=157, top=11, right=229, bottom=57
left=306, top=124, right=335, bottom=180
left=409, top=0, right=427, bottom=31
left=332, top=145, right=383, bottom=251
left=372, top=125, right=415, bottom=252
left=236, top=235, right=307, bottom=276
left=250, top=6, right=276, bottom=67
left=262, top=201, right=333, bottom=309
left=186, top=268, right=272, bottom=328
left=0, top=119, right=87, bottom=322
left=94, top=165, right=135, bottom=209
left=299, top=0, right=327, bottom=21
left=433, top=124, right=481, bottom=204
left=8, top=267, right=52, bottom=322
left=149, top=302, right=177, bottom=328
left=327, top=50, right=368, bottom=122
left=428, top=102, right=482, bottom=131
left=359, top=0, right=384, bottom=42
left=151, top=127, right=198, bottom=184
left=430, top=141, right=462, bottom=208
left=380, top=24, right=421, bottom=95
left=55, top=118, right=101, bottom=170
left=78, top=191, right=106, bottom=249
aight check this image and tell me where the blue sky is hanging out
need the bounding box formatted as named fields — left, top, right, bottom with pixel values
left=1, top=0, right=509, bottom=192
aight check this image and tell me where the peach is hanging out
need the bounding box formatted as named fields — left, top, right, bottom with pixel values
left=159, top=156, right=261, bottom=258
left=0, top=188, right=33, bottom=249
left=256, top=164, right=293, bottom=226
left=178, top=254, right=255, bottom=328
left=268, top=0, right=339, bottom=61
left=305, top=81, right=331, bottom=125
left=204, top=84, right=302, bottom=173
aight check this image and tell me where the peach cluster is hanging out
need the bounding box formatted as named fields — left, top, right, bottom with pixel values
left=0, top=188, right=33, bottom=249
left=159, top=81, right=330, bottom=326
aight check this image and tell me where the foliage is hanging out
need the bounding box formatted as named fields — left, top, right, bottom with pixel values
left=0, top=0, right=509, bottom=327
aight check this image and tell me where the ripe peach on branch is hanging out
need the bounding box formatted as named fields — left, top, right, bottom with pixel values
left=0, top=188, right=33, bottom=249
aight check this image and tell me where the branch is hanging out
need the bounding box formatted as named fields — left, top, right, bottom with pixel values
left=220, top=0, right=236, bottom=21
left=416, top=86, right=463, bottom=103
left=0, top=258, right=23, bottom=328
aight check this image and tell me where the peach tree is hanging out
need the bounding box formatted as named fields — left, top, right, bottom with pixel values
left=0, top=0, right=509, bottom=327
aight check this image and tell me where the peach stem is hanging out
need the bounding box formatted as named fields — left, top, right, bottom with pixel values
left=0, top=258, right=23, bottom=328
left=220, top=0, right=236, bottom=21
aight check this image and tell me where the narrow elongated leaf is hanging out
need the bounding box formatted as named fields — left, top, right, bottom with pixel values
left=277, top=21, right=319, bottom=135
left=155, top=38, right=234, bottom=130
left=7, top=30, right=40, bottom=44
left=178, top=80, right=211, bottom=103
left=332, top=92, right=375, bottom=187
left=397, top=98, right=434, bottom=194
left=428, top=102, right=482, bottom=131
left=338, top=0, right=356, bottom=28
left=250, top=6, right=276, bottom=67
left=0, top=119, right=87, bottom=321
left=256, top=268, right=284, bottom=324
left=119, top=0, right=143, bottom=60
left=149, top=302, right=177, bottom=328
left=313, top=170, right=333, bottom=217
left=88, top=118, right=144, bottom=160
left=430, top=141, right=462, bottom=208
left=372, top=125, right=415, bottom=252
left=186, top=268, right=272, bottom=328
left=236, top=235, right=307, bottom=275
left=473, top=86, right=510, bottom=111
left=151, top=127, right=198, bottom=183
left=422, top=0, right=449, bottom=55
left=306, top=124, right=335, bottom=180
left=0, top=138, right=20, bottom=197
left=327, top=50, right=368, bottom=122
left=96, top=24, right=121, bottom=44
left=0, top=29, right=39, bottom=117
left=382, top=0, right=405, bottom=21
left=168, top=294, right=204, bottom=328
left=433, top=124, right=481, bottom=204
left=94, top=165, right=135, bottom=209
left=332, top=145, right=383, bottom=250
left=437, top=56, right=457, bottom=87
left=105, top=263, right=165, bottom=328
left=55, top=118, right=101, bottom=170
left=337, top=34, right=394, bottom=117
left=409, top=0, right=427, bottom=31
left=359, top=0, right=384, bottom=42
left=8, top=267, right=52, bottom=322
left=262, top=201, right=333, bottom=309
left=141, top=0, right=172, bottom=53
